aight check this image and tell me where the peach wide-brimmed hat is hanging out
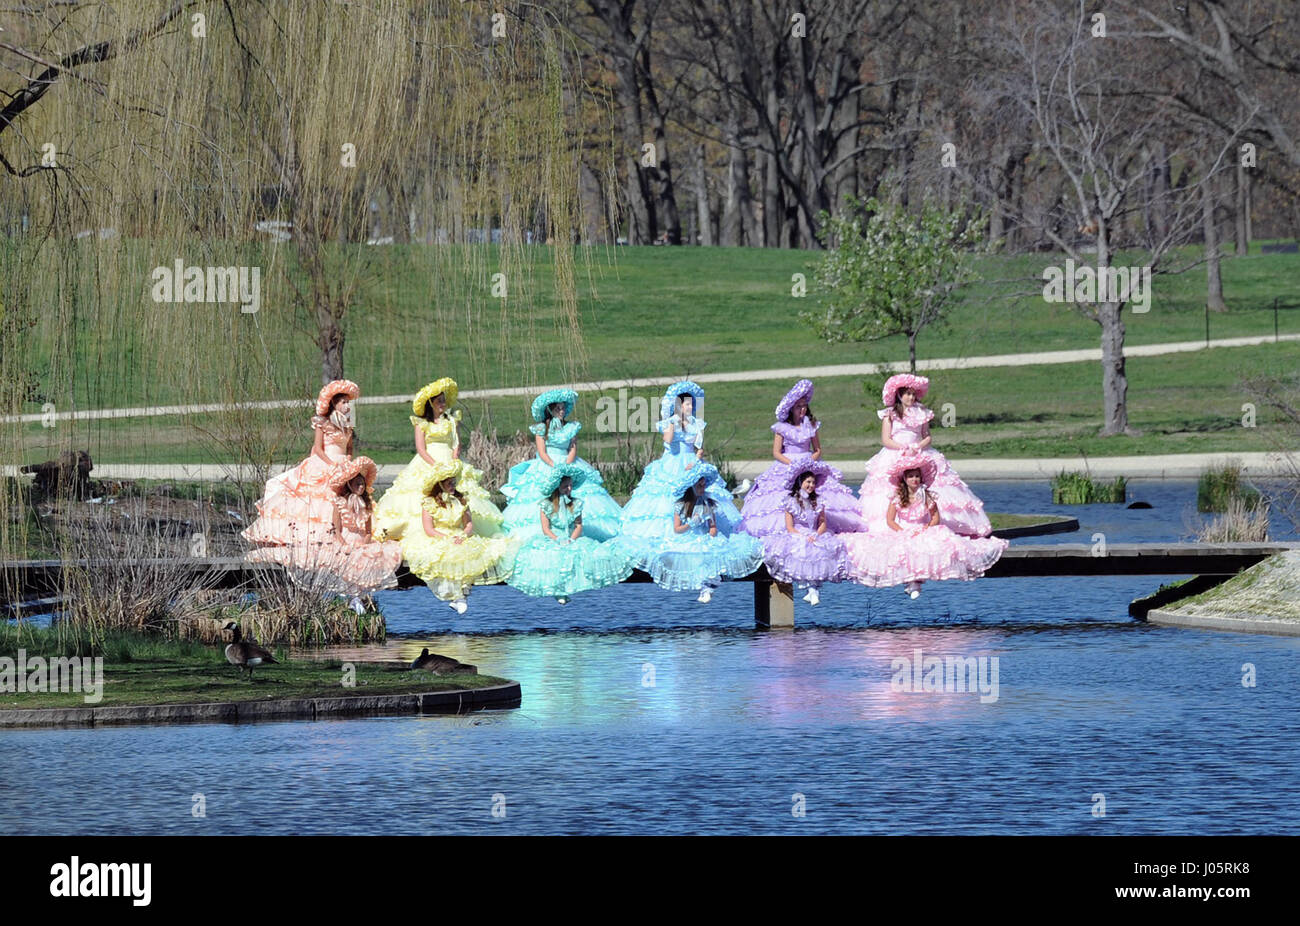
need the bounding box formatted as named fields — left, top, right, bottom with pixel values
left=317, top=379, right=361, bottom=417
left=328, top=456, right=378, bottom=494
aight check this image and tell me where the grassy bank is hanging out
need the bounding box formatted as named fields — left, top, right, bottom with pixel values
left=0, top=626, right=504, bottom=710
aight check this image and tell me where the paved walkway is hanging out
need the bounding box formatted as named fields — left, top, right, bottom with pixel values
left=6, top=332, right=1299, bottom=425
left=5, top=451, right=1293, bottom=483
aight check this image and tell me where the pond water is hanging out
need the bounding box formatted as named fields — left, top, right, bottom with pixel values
left=3, top=480, right=1298, bottom=834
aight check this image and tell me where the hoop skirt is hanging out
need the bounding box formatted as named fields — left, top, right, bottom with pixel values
left=843, top=490, right=1007, bottom=586
left=506, top=499, right=634, bottom=596
left=619, top=416, right=743, bottom=539
left=741, top=421, right=866, bottom=536
left=860, top=406, right=992, bottom=537
left=400, top=497, right=516, bottom=600
left=617, top=499, right=763, bottom=591
left=500, top=421, right=623, bottom=540
left=375, top=415, right=505, bottom=540
left=760, top=496, right=850, bottom=586
left=242, top=416, right=351, bottom=546
left=245, top=499, right=402, bottom=597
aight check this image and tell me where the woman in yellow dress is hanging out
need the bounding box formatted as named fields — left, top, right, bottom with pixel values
left=374, top=377, right=505, bottom=540
left=400, top=461, right=517, bottom=614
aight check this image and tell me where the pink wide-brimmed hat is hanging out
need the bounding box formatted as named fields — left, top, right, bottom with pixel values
left=881, top=373, right=929, bottom=407
left=317, top=379, right=361, bottom=416
left=327, top=456, right=378, bottom=494
left=886, top=453, right=937, bottom=488
left=775, top=379, right=814, bottom=422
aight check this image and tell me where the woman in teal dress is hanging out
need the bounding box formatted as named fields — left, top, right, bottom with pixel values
left=505, top=463, right=635, bottom=603
left=499, top=388, right=624, bottom=541
left=618, top=380, right=745, bottom=541
left=615, top=462, right=762, bottom=602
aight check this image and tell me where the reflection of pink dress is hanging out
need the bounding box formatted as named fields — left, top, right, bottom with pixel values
left=860, top=406, right=991, bottom=537
left=843, top=488, right=1007, bottom=587
left=245, top=498, right=402, bottom=596
left=242, top=416, right=351, bottom=545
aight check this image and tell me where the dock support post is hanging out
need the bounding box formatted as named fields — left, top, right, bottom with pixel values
left=754, top=578, right=794, bottom=629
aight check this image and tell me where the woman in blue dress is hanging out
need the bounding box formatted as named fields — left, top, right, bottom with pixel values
left=616, top=462, right=762, bottom=602
left=618, top=380, right=745, bottom=541
left=505, top=463, right=635, bottom=603
left=499, top=388, right=624, bottom=541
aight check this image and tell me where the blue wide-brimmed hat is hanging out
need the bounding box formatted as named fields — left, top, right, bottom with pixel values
left=668, top=461, right=721, bottom=498
left=775, top=379, right=814, bottom=422
left=538, top=462, right=587, bottom=498
left=660, top=380, right=705, bottom=421
left=531, top=388, right=578, bottom=423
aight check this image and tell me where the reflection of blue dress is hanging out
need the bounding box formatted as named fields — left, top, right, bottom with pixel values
left=500, top=420, right=624, bottom=541
left=619, top=415, right=742, bottom=537
left=506, top=499, right=635, bottom=597
left=617, top=497, right=763, bottom=591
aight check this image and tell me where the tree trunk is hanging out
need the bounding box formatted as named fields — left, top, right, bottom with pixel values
left=1203, top=175, right=1227, bottom=311
left=319, top=311, right=345, bottom=383
left=694, top=143, right=714, bottom=246
left=1148, top=142, right=1171, bottom=243
left=1098, top=301, right=1128, bottom=436
left=1234, top=161, right=1249, bottom=256
left=907, top=332, right=917, bottom=374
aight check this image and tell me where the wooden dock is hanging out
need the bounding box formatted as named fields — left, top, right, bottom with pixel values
left=6, top=542, right=1297, bottom=628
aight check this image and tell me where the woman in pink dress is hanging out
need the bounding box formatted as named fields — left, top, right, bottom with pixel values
left=859, top=373, right=991, bottom=537
left=245, top=456, right=403, bottom=612
left=242, top=379, right=359, bottom=547
left=844, top=456, right=1007, bottom=598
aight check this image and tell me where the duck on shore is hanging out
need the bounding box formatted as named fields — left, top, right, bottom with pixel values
left=223, top=622, right=278, bottom=678
left=410, top=648, right=477, bottom=675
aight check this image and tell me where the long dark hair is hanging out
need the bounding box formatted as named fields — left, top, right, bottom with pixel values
left=679, top=483, right=713, bottom=520
left=790, top=471, right=819, bottom=508
left=897, top=468, right=926, bottom=508
left=420, top=394, right=448, bottom=422
left=891, top=387, right=915, bottom=420
left=338, top=476, right=373, bottom=509
left=547, top=480, right=575, bottom=514
left=429, top=478, right=466, bottom=507
left=785, top=402, right=818, bottom=427
left=543, top=402, right=566, bottom=438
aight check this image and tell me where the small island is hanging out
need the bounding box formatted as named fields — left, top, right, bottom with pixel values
left=1146, top=551, right=1300, bottom=636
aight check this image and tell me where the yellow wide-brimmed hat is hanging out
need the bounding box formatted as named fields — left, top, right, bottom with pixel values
left=412, top=378, right=459, bottom=416
left=420, top=460, right=462, bottom=495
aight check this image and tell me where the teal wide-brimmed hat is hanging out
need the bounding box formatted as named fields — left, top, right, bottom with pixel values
left=668, top=461, right=721, bottom=498
left=531, top=388, right=578, bottom=422
left=660, top=380, right=705, bottom=421
left=539, top=462, right=587, bottom=498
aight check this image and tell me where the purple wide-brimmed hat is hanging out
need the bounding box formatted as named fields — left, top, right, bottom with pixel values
left=881, top=373, right=929, bottom=407
left=775, top=379, right=814, bottom=422
left=778, top=458, right=842, bottom=492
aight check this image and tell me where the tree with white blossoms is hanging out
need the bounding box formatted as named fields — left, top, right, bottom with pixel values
left=805, top=195, right=985, bottom=373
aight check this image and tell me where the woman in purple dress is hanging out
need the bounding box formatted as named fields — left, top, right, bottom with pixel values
left=740, top=379, right=865, bottom=537
left=757, top=460, right=850, bottom=606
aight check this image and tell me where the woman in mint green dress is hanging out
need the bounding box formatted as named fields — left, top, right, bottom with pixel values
left=499, top=388, right=624, bottom=541
left=505, top=464, right=634, bottom=603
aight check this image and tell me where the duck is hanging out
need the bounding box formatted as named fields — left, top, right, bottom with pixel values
left=410, top=647, right=477, bottom=675
left=223, top=622, right=278, bottom=678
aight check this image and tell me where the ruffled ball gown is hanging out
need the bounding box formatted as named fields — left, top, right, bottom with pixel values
left=614, top=462, right=763, bottom=591
left=843, top=487, right=1007, bottom=587
left=741, top=418, right=866, bottom=535
left=500, top=419, right=623, bottom=541
left=401, top=492, right=516, bottom=602
left=506, top=497, right=635, bottom=597
left=374, top=411, right=505, bottom=540
left=242, top=414, right=352, bottom=547
left=760, top=491, right=850, bottom=588
left=244, top=455, right=402, bottom=599
left=619, top=414, right=743, bottom=539
left=860, top=405, right=992, bottom=537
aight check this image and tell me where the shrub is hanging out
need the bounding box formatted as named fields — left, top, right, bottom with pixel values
left=1051, top=471, right=1126, bottom=504
left=1197, top=460, right=1263, bottom=513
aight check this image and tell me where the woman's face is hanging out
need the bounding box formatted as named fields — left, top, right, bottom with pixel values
left=694, top=477, right=708, bottom=494
left=680, top=396, right=694, bottom=416
left=791, top=399, right=808, bottom=422
left=898, top=388, right=916, bottom=407
left=334, top=396, right=352, bottom=416
left=559, top=476, right=573, bottom=495
left=440, top=477, right=456, bottom=493
left=432, top=394, right=447, bottom=414
left=904, top=470, right=922, bottom=490
left=800, top=474, right=816, bottom=494
left=348, top=475, right=366, bottom=495
left=549, top=402, right=566, bottom=419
